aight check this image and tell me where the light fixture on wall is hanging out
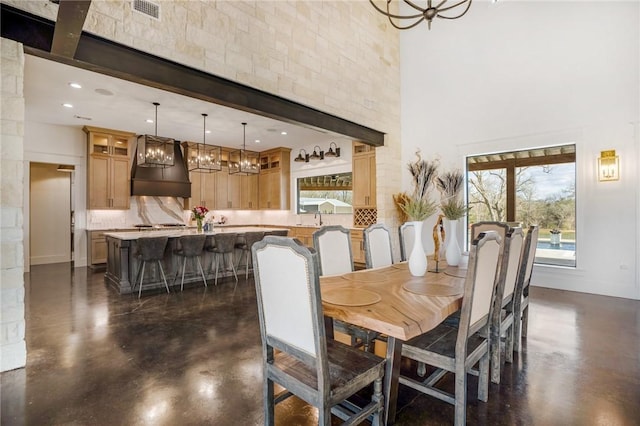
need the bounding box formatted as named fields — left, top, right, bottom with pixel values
left=186, top=113, right=222, bottom=173
left=324, top=142, right=341, bottom=158
left=309, top=145, right=324, bottom=161
left=598, top=149, right=619, bottom=181
left=229, top=122, right=260, bottom=175
left=137, top=102, right=175, bottom=167
left=369, top=0, right=473, bottom=30
left=294, top=149, right=309, bottom=163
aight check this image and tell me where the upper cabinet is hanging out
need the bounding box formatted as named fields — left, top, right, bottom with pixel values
left=84, top=126, right=135, bottom=210
left=258, top=147, right=291, bottom=210
left=352, top=142, right=377, bottom=227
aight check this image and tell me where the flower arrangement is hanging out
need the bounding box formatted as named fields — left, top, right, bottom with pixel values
left=396, top=151, right=438, bottom=222
left=435, top=170, right=471, bottom=220
left=550, top=229, right=561, bottom=234
left=191, top=206, right=209, bottom=221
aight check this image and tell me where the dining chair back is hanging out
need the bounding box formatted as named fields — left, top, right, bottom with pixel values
left=133, top=236, right=170, bottom=298
left=489, top=227, right=524, bottom=384
left=471, top=221, right=510, bottom=243
left=312, top=225, right=353, bottom=276
left=513, top=225, right=539, bottom=352
left=398, top=222, right=416, bottom=262
left=399, top=231, right=502, bottom=426
left=363, top=223, right=393, bottom=269
left=251, top=236, right=386, bottom=425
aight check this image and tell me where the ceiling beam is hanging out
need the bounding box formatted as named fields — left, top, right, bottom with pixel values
left=51, top=0, right=91, bottom=58
left=0, top=3, right=385, bottom=147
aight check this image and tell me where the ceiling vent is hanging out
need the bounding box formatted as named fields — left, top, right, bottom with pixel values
left=133, top=0, right=160, bottom=20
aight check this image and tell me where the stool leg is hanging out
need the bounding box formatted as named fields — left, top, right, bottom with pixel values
left=158, top=260, right=169, bottom=294
left=196, top=256, right=207, bottom=287
left=138, top=261, right=146, bottom=298
left=226, top=252, right=238, bottom=283
left=180, top=257, right=187, bottom=291
left=214, top=254, right=220, bottom=286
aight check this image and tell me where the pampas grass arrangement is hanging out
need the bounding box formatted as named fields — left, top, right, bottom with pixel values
left=435, top=170, right=471, bottom=220
left=397, top=151, right=439, bottom=221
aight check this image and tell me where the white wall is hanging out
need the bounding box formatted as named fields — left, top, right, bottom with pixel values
left=23, top=122, right=87, bottom=268
left=400, top=1, right=639, bottom=299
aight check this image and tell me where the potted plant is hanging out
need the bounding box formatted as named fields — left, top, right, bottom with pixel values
left=436, top=170, right=471, bottom=266
left=399, top=151, right=438, bottom=276
left=191, top=205, right=209, bottom=233
left=550, top=228, right=562, bottom=245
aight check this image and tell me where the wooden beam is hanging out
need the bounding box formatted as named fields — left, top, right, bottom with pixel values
left=51, top=0, right=91, bottom=58
left=468, top=152, right=576, bottom=172
left=0, top=4, right=385, bottom=147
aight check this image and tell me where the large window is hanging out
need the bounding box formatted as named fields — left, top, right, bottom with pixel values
left=467, top=144, right=576, bottom=267
left=296, top=172, right=353, bottom=215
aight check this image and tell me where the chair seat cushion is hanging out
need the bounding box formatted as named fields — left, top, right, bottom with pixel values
left=271, top=339, right=385, bottom=403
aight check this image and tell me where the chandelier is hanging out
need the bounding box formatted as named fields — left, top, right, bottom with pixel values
left=186, top=113, right=222, bottom=173
left=369, top=0, right=473, bottom=30
left=137, top=102, right=175, bottom=167
left=229, top=122, right=260, bottom=175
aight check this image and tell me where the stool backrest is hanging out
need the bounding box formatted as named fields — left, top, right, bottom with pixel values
left=137, top=236, right=169, bottom=262
left=178, top=234, right=206, bottom=257
left=243, top=232, right=265, bottom=249
left=213, top=233, right=238, bottom=253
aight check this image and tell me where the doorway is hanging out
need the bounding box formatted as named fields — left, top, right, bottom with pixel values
left=29, top=162, right=73, bottom=265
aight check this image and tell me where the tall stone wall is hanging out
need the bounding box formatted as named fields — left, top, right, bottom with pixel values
left=1, top=38, right=26, bottom=371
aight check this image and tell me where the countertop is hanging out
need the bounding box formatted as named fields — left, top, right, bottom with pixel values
left=103, top=227, right=289, bottom=240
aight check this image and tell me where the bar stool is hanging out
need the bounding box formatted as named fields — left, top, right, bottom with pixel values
left=207, top=233, right=238, bottom=286
left=133, top=236, right=169, bottom=298
left=173, top=234, right=208, bottom=291
left=234, top=231, right=265, bottom=279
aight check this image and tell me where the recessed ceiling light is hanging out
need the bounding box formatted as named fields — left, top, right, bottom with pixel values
left=146, top=119, right=154, bottom=123
left=205, top=130, right=211, bottom=134
left=281, top=131, right=287, bottom=135
left=255, top=139, right=261, bottom=143
left=69, top=82, right=82, bottom=89
left=62, top=103, right=73, bottom=108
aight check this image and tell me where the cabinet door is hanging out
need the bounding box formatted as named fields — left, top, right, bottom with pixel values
left=350, top=231, right=365, bottom=265
left=214, top=171, right=229, bottom=209
left=241, top=174, right=259, bottom=209
left=227, top=173, right=242, bottom=209
left=258, top=171, right=272, bottom=209
left=353, top=154, right=372, bottom=206
left=89, top=154, right=110, bottom=209
left=188, top=172, right=202, bottom=210
left=111, top=135, right=130, bottom=157
left=91, top=234, right=108, bottom=264
left=201, top=172, right=216, bottom=209
left=111, top=157, right=130, bottom=209
left=367, top=155, right=376, bottom=206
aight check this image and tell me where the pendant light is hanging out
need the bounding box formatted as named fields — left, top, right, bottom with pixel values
left=229, top=122, right=260, bottom=175
left=186, top=113, right=222, bottom=173
left=137, top=102, right=175, bottom=167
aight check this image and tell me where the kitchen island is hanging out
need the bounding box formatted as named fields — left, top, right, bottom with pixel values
left=104, top=227, right=288, bottom=294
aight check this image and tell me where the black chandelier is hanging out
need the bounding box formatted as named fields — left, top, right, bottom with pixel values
left=369, top=0, right=473, bottom=30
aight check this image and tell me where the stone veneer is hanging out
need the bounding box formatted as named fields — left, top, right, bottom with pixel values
left=1, top=38, right=26, bottom=371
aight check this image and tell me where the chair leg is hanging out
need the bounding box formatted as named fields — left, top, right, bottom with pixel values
left=196, top=257, right=207, bottom=287
left=319, top=405, right=331, bottom=426
left=180, top=258, right=187, bottom=291
left=372, top=377, right=384, bottom=426
left=264, top=376, right=275, bottom=426
left=138, top=261, right=146, bottom=298
left=490, top=326, right=501, bottom=384
left=454, top=364, right=467, bottom=426
left=505, top=323, right=514, bottom=363
left=245, top=250, right=250, bottom=280
left=478, top=351, right=490, bottom=402
left=157, top=260, right=169, bottom=294
left=522, top=305, right=529, bottom=337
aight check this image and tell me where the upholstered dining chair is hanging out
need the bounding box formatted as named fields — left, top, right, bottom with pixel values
left=398, top=222, right=415, bottom=262
left=513, top=225, right=539, bottom=353
left=363, top=223, right=393, bottom=269
left=399, top=231, right=502, bottom=426
left=234, top=231, right=265, bottom=280
left=133, top=236, right=169, bottom=298
left=313, top=225, right=379, bottom=351
left=251, top=236, right=386, bottom=426
left=172, top=234, right=208, bottom=291
left=489, top=227, right=524, bottom=384
left=471, top=221, right=510, bottom=244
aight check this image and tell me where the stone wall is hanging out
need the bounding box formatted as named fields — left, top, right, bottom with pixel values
left=1, top=38, right=26, bottom=371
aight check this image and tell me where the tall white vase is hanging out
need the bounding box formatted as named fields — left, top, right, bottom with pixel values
left=408, top=220, right=427, bottom=277
left=445, top=218, right=462, bottom=266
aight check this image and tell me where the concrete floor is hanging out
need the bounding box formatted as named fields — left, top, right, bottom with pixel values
left=2, top=263, right=639, bottom=425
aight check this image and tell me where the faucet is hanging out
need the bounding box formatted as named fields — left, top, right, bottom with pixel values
left=314, top=211, right=323, bottom=226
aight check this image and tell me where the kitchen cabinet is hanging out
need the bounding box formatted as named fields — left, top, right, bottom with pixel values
left=352, top=142, right=377, bottom=228
left=258, top=147, right=291, bottom=210
left=214, top=170, right=229, bottom=209
left=241, top=174, right=259, bottom=209
left=350, top=229, right=366, bottom=266
left=84, top=126, right=135, bottom=210
left=290, top=226, right=317, bottom=248
left=188, top=171, right=216, bottom=209
left=89, top=230, right=108, bottom=266
left=227, top=173, right=242, bottom=209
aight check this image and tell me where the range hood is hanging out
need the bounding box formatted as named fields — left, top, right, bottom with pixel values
left=131, top=142, right=191, bottom=198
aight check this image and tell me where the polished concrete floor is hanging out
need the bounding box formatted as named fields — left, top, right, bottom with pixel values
left=2, top=263, right=639, bottom=425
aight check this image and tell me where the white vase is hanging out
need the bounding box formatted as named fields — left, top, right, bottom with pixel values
left=408, top=220, right=427, bottom=277
left=445, top=218, right=462, bottom=266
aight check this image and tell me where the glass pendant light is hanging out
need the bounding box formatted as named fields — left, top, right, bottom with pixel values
left=229, top=122, right=260, bottom=175
left=186, top=113, right=222, bottom=173
left=136, top=102, right=175, bottom=168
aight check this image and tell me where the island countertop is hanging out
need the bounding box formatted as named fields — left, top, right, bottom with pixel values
left=103, top=226, right=289, bottom=241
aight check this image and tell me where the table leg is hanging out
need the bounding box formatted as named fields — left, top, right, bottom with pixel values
left=384, top=336, right=402, bottom=425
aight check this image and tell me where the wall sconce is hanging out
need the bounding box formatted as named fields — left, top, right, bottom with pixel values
left=598, top=149, right=619, bottom=181
left=324, top=142, right=341, bottom=158
left=309, top=145, right=324, bottom=160
left=294, top=149, right=309, bottom=162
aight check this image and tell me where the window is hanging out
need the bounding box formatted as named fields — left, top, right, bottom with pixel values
left=296, top=172, right=353, bottom=215
left=467, top=144, right=576, bottom=267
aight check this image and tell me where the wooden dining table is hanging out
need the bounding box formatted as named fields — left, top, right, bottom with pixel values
left=320, top=261, right=465, bottom=425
